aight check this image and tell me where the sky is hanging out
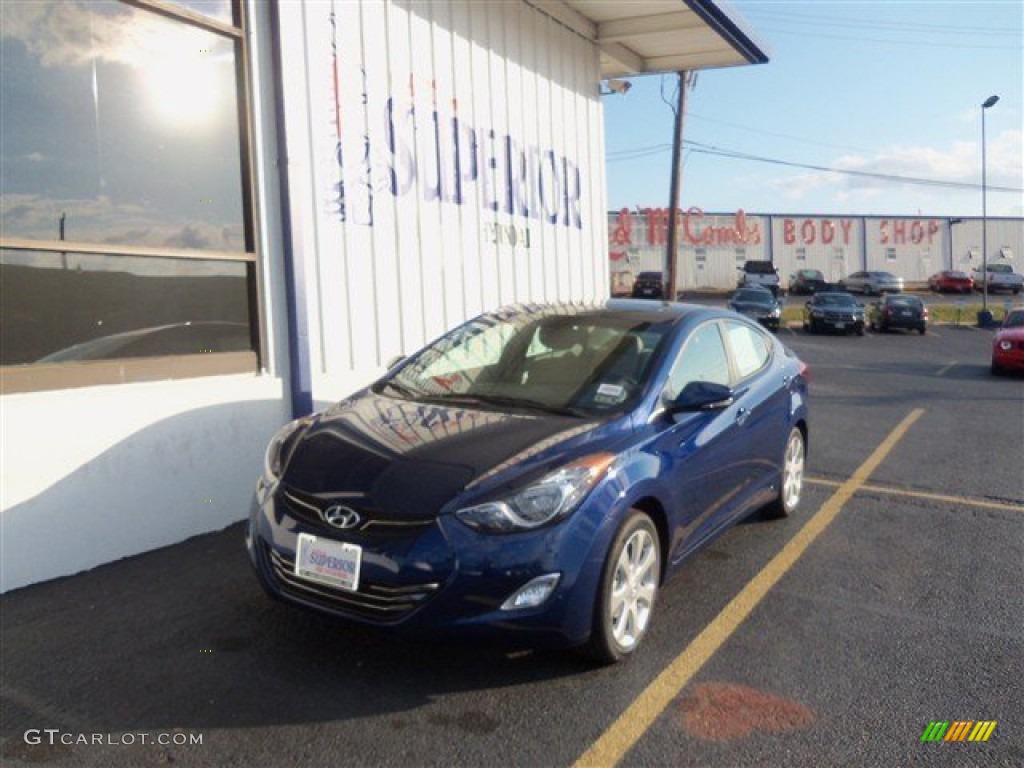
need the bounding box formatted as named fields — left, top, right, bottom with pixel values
left=603, top=1, right=1024, bottom=218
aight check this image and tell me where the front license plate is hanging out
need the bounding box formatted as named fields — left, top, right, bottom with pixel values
left=295, top=533, right=361, bottom=592
left=834, top=322, right=846, bottom=329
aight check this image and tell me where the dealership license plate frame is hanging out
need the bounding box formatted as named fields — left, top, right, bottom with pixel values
left=295, top=533, right=362, bottom=592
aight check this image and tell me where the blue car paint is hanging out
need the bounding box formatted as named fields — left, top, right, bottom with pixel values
left=247, top=301, right=808, bottom=649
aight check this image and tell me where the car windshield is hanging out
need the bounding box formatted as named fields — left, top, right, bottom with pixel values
left=379, top=308, right=675, bottom=416
left=948, top=271, right=968, bottom=278
left=989, top=264, right=1012, bottom=273
left=1004, top=310, right=1024, bottom=328
left=887, top=296, right=922, bottom=309
left=816, top=294, right=857, bottom=307
left=744, top=262, right=775, bottom=274
left=637, top=272, right=663, bottom=281
left=798, top=270, right=823, bottom=279
left=734, top=290, right=774, bottom=306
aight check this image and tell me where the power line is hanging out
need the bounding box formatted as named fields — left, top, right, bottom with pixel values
left=754, top=24, right=1021, bottom=50
left=742, top=8, right=1021, bottom=37
left=607, top=139, right=1024, bottom=194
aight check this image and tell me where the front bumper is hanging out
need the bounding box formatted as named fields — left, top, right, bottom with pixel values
left=246, top=476, right=624, bottom=648
left=992, top=346, right=1024, bottom=371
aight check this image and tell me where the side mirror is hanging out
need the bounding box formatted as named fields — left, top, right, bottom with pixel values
left=385, top=355, right=406, bottom=370
left=667, top=381, right=734, bottom=413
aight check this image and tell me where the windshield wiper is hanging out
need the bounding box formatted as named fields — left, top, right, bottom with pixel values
left=421, top=392, right=586, bottom=418
left=375, top=379, right=423, bottom=400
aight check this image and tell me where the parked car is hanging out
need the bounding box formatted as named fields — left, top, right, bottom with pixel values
left=868, top=294, right=928, bottom=334
left=803, top=291, right=866, bottom=335
left=928, top=270, right=974, bottom=294
left=991, top=307, right=1024, bottom=374
left=737, top=260, right=780, bottom=296
left=631, top=271, right=665, bottom=299
left=247, top=301, right=810, bottom=662
left=837, top=271, right=904, bottom=295
left=973, top=263, right=1023, bottom=294
left=789, top=268, right=828, bottom=295
left=728, top=286, right=782, bottom=331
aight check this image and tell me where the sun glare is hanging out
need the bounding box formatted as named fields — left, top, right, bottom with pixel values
left=141, top=28, right=226, bottom=129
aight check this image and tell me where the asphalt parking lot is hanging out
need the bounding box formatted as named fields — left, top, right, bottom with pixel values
left=2, top=319, right=1022, bottom=767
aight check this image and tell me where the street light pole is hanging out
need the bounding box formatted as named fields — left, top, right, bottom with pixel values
left=981, top=94, right=999, bottom=315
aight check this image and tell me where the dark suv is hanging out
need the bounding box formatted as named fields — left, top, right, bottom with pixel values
left=631, top=271, right=665, bottom=299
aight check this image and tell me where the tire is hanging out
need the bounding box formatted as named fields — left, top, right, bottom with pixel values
left=584, top=511, right=661, bottom=664
left=856, top=325, right=865, bottom=337
left=1014, top=287, right=1021, bottom=295
left=918, top=326, right=926, bottom=335
left=765, top=427, right=805, bottom=519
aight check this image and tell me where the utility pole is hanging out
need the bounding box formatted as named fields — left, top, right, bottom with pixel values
left=665, top=71, right=689, bottom=301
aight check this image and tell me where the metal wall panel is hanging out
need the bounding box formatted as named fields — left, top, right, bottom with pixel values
left=282, top=0, right=606, bottom=394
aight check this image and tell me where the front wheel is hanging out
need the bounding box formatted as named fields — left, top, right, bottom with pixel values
left=765, top=427, right=805, bottom=519
left=584, top=511, right=661, bottom=664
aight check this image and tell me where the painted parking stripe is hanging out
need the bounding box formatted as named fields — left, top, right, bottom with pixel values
left=573, top=408, right=925, bottom=768
left=935, top=362, right=956, bottom=376
left=805, top=477, right=1023, bottom=513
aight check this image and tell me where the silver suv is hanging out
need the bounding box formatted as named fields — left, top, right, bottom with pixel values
left=738, top=261, right=780, bottom=296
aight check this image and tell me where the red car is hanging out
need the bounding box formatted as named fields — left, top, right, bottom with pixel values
left=928, top=270, right=974, bottom=294
left=991, top=308, right=1024, bottom=374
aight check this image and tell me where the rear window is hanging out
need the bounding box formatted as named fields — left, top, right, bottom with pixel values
left=637, top=272, right=663, bottom=281
left=988, top=264, right=1012, bottom=273
left=743, top=262, right=776, bottom=274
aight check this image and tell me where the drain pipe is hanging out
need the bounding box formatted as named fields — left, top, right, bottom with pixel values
left=267, top=1, right=313, bottom=418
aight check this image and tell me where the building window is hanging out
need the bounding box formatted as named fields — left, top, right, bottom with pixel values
left=833, top=248, right=844, bottom=260
left=695, top=248, right=707, bottom=264
left=795, top=248, right=806, bottom=262
left=0, top=0, right=258, bottom=394
left=885, top=248, right=897, bottom=261
left=735, top=248, right=746, bottom=265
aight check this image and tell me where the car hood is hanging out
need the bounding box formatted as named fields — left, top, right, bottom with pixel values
left=280, top=392, right=616, bottom=519
left=995, top=327, right=1024, bottom=342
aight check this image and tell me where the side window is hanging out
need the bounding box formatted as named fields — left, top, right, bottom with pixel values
left=723, top=321, right=771, bottom=379
left=663, top=323, right=731, bottom=402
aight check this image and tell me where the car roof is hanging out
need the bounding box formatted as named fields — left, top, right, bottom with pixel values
left=489, top=300, right=713, bottom=325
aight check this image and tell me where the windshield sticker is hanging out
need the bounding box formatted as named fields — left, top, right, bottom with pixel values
left=595, top=383, right=626, bottom=404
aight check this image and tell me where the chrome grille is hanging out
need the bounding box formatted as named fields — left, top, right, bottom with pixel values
left=266, top=545, right=440, bottom=622
left=280, top=486, right=435, bottom=538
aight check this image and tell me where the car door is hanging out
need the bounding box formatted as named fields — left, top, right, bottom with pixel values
left=646, top=321, right=749, bottom=565
left=719, top=319, right=789, bottom=512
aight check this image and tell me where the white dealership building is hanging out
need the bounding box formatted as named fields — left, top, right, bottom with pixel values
left=0, top=1, right=768, bottom=590
left=609, top=207, right=1024, bottom=292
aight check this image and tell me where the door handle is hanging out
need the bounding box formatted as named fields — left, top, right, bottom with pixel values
left=736, top=407, right=750, bottom=426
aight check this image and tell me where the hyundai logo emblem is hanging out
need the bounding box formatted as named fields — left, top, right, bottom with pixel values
left=323, top=505, right=362, bottom=530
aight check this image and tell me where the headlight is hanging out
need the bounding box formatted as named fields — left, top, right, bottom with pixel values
left=263, top=416, right=314, bottom=482
left=456, top=453, right=616, bottom=533
left=998, top=340, right=1013, bottom=350
left=811, top=309, right=824, bottom=317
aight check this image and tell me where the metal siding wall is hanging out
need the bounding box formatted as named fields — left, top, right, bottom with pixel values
left=863, top=218, right=944, bottom=282
left=769, top=216, right=862, bottom=286
left=286, top=0, right=604, bottom=394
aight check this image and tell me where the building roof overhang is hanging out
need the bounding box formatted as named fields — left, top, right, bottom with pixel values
left=527, top=0, right=770, bottom=77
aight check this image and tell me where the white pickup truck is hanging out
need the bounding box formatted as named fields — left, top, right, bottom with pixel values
left=973, top=263, right=1023, bottom=294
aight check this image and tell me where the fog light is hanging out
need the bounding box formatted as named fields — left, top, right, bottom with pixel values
left=501, top=573, right=561, bottom=611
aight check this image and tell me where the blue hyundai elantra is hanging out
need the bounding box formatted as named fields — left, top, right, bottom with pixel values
left=247, top=300, right=809, bottom=662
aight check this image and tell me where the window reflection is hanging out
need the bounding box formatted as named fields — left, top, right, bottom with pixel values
left=1, top=250, right=252, bottom=364
left=0, top=0, right=244, bottom=250
left=164, top=0, right=235, bottom=25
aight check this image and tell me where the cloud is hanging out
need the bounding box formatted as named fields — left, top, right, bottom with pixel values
left=1, top=2, right=224, bottom=69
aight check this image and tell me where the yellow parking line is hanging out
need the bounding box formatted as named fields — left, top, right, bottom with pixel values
left=806, top=477, right=1023, bottom=513
left=935, top=362, right=956, bottom=376
left=573, top=409, right=925, bottom=768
